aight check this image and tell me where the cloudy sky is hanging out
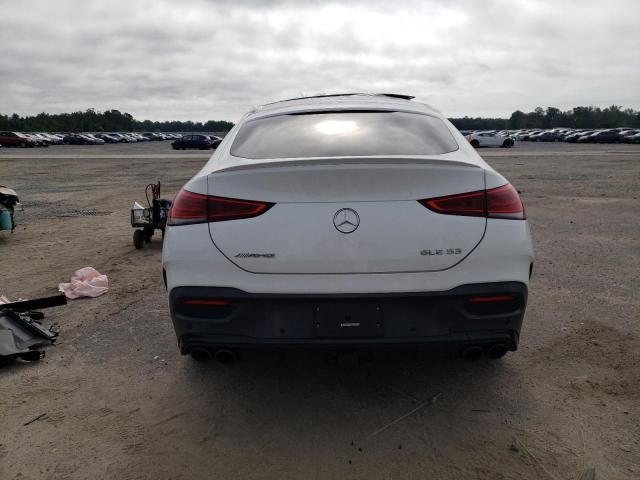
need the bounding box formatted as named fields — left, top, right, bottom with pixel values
left=1, top=0, right=639, bottom=122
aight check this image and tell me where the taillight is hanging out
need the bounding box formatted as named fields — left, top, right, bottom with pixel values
left=420, top=190, right=486, bottom=217
left=207, top=195, right=274, bottom=222
left=168, top=189, right=274, bottom=225
left=485, top=184, right=526, bottom=219
left=167, top=189, right=209, bottom=225
left=419, top=183, right=525, bottom=220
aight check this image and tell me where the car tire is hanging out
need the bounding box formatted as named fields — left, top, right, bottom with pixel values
left=502, top=139, right=514, bottom=148
left=470, top=140, right=479, bottom=148
left=20, top=142, right=26, bottom=148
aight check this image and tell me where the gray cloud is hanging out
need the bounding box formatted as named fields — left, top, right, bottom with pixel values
left=1, top=0, right=639, bottom=121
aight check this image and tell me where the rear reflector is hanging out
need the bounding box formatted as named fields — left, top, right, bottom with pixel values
left=168, top=189, right=274, bottom=225
left=179, top=298, right=234, bottom=319
left=467, top=295, right=514, bottom=303
left=182, top=299, right=230, bottom=306
left=419, top=183, right=525, bottom=220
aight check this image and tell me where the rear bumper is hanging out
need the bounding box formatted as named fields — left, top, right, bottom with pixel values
left=169, top=282, right=527, bottom=353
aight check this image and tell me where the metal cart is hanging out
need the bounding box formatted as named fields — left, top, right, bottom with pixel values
left=130, top=182, right=172, bottom=249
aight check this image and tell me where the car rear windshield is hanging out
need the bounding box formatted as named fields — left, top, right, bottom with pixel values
left=230, top=111, right=459, bottom=159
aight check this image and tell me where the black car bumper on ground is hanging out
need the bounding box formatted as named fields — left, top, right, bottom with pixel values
left=168, top=282, right=528, bottom=357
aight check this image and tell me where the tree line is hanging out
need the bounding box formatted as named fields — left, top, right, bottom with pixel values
left=0, top=108, right=234, bottom=133
left=1, top=105, right=639, bottom=133
left=450, top=105, right=640, bottom=130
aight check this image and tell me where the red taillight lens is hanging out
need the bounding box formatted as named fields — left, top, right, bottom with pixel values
left=207, top=195, right=274, bottom=222
left=419, top=190, right=486, bottom=217
left=168, top=189, right=209, bottom=225
left=419, top=183, right=525, bottom=220
left=168, top=189, right=274, bottom=225
left=485, top=183, right=526, bottom=219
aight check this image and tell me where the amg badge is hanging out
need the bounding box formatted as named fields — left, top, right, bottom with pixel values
left=235, top=253, right=276, bottom=258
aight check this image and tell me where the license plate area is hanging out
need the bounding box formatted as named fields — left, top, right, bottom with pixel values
left=313, top=301, right=383, bottom=338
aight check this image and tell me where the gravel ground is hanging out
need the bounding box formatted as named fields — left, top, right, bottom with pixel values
left=1, top=141, right=639, bottom=479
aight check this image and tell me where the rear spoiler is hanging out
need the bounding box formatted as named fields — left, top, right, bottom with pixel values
left=212, top=156, right=482, bottom=175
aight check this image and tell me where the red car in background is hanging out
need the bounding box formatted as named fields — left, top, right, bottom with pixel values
left=0, top=131, right=36, bottom=147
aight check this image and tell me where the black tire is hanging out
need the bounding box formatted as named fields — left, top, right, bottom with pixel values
left=20, top=142, right=26, bottom=148
left=133, top=229, right=145, bottom=249
left=470, top=140, right=479, bottom=148
left=502, top=139, right=514, bottom=148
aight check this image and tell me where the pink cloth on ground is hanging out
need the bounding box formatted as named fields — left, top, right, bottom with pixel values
left=58, top=267, right=109, bottom=299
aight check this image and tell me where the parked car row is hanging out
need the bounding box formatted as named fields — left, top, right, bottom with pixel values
left=460, top=127, right=640, bottom=148
left=506, top=127, right=640, bottom=144
left=0, top=131, right=187, bottom=147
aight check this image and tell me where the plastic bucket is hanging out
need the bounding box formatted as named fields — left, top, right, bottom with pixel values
left=0, top=210, right=12, bottom=231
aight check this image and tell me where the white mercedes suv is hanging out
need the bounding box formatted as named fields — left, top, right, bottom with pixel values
left=162, top=94, right=533, bottom=362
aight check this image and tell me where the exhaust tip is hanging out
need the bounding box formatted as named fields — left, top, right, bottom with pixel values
left=487, top=344, right=508, bottom=359
left=461, top=345, right=483, bottom=361
left=191, top=347, right=213, bottom=362
left=215, top=349, right=237, bottom=365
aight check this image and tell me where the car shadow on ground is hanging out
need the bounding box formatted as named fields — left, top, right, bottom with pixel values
left=182, top=349, right=528, bottom=421
left=120, top=350, right=539, bottom=477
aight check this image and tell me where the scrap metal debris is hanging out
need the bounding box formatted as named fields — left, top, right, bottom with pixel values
left=23, top=413, right=48, bottom=426
left=0, top=294, right=66, bottom=362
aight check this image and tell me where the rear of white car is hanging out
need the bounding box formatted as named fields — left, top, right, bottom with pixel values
left=162, top=94, right=533, bottom=361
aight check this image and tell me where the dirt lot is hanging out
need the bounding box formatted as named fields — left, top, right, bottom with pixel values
left=1, top=141, right=639, bottom=479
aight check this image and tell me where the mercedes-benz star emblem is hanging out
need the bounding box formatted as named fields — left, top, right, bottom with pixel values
left=333, top=208, right=360, bottom=234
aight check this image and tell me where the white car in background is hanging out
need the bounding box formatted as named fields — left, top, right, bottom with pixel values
left=467, top=131, right=515, bottom=148
left=162, top=93, right=533, bottom=363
